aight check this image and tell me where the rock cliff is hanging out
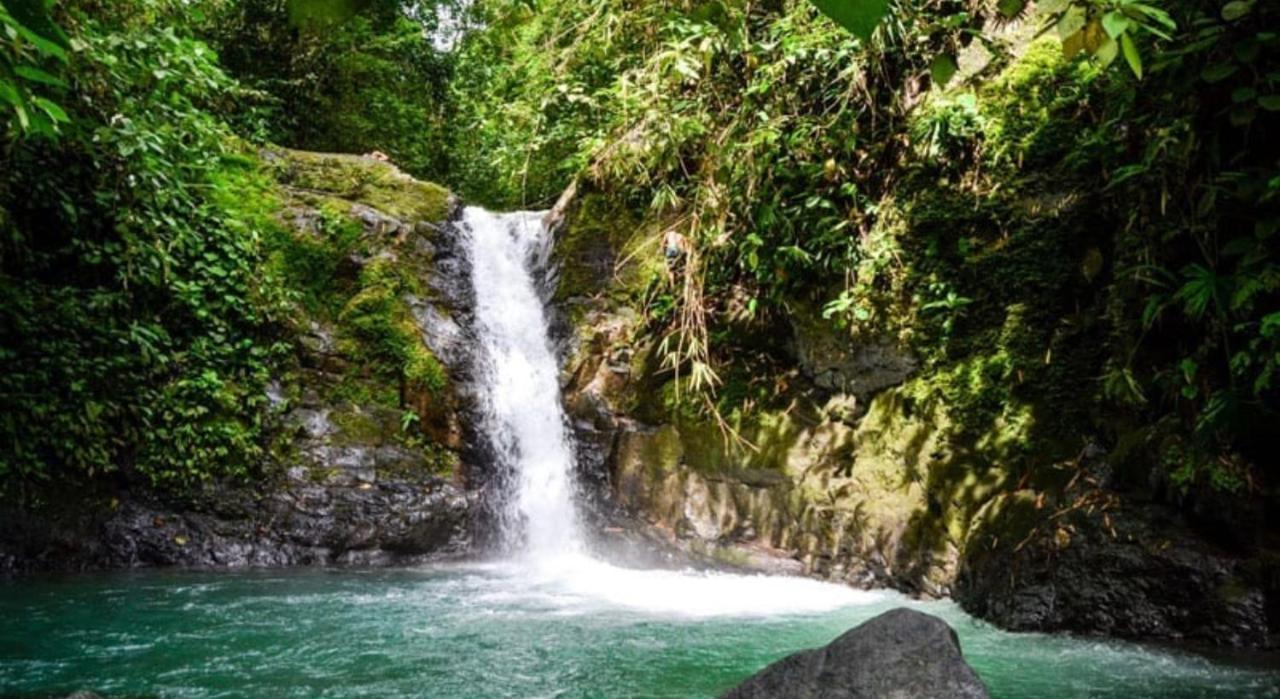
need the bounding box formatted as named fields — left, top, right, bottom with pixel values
left=0, top=150, right=483, bottom=573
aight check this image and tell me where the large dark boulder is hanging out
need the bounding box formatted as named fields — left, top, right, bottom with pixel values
left=956, top=491, right=1278, bottom=649
left=722, top=608, right=989, bottom=699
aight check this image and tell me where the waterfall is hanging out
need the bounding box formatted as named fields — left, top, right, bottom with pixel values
left=457, top=205, right=872, bottom=616
left=462, top=206, right=583, bottom=557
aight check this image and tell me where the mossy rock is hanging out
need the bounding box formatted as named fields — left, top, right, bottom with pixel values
left=327, top=406, right=395, bottom=446
left=617, top=425, right=683, bottom=480
left=267, top=148, right=452, bottom=223
left=553, top=191, right=663, bottom=304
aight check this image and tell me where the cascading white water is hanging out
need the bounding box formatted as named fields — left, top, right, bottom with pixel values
left=463, top=207, right=583, bottom=556
left=461, top=205, right=875, bottom=617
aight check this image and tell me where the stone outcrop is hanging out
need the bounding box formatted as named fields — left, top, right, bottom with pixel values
left=956, top=477, right=1278, bottom=648
left=0, top=474, right=473, bottom=572
left=721, top=608, right=989, bottom=699
left=552, top=192, right=967, bottom=594
left=788, top=302, right=916, bottom=397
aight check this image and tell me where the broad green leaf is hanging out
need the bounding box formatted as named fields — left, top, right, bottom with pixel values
left=11, top=99, right=29, bottom=130
left=1180, top=358, right=1199, bottom=383
left=1120, top=33, right=1142, bottom=79
left=0, top=80, right=22, bottom=107
left=1132, top=4, right=1176, bottom=30
left=808, top=0, right=890, bottom=41
left=1057, top=6, right=1087, bottom=39
left=1231, top=86, right=1257, bottom=103
left=32, top=95, right=65, bottom=123
left=10, top=22, right=67, bottom=61
left=1221, top=1, right=1253, bottom=21
left=1101, top=11, right=1131, bottom=39
left=1229, top=105, right=1255, bottom=126
left=930, top=54, right=958, bottom=87
left=1201, top=62, right=1238, bottom=83
left=1258, top=95, right=1280, bottom=111
left=1096, top=37, right=1119, bottom=66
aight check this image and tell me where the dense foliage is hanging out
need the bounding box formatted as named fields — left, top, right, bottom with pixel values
left=202, top=0, right=466, bottom=179
left=0, top=0, right=1275, bottom=510
left=449, top=0, right=1277, bottom=499
left=0, top=0, right=456, bottom=498
left=0, top=0, right=289, bottom=495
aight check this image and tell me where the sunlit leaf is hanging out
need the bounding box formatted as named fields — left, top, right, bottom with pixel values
left=32, top=95, right=66, bottom=123
left=1096, top=37, right=1119, bottom=67
left=1057, top=6, right=1087, bottom=39
left=1101, top=11, right=1130, bottom=39
left=14, top=65, right=65, bottom=87
left=1120, top=33, right=1142, bottom=79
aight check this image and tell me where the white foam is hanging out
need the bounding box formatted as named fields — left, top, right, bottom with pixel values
left=451, top=555, right=881, bottom=619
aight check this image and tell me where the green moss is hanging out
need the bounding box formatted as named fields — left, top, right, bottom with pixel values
left=338, top=258, right=446, bottom=397
left=255, top=148, right=457, bottom=459
left=271, top=148, right=452, bottom=222
left=309, top=465, right=340, bottom=483
left=327, top=373, right=398, bottom=408
left=638, top=425, right=683, bottom=477
left=554, top=192, right=662, bottom=304
left=329, top=407, right=391, bottom=445
left=372, top=439, right=459, bottom=480
left=709, top=545, right=751, bottom=568
left=964, top=490, right=1043, bottom=553
left=265, top=205, right=365, bottom=317
left=979, top=39, right=1101, bottom=168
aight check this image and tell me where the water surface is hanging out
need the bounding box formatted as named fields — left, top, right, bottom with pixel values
left=2, top=563, right=1277, bottom=698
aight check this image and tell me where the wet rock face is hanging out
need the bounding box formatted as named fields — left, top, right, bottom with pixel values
left=545, top=183, right=1280, bottom=650
left=788, top=304, right=916, bottom=397
left=721, top=608, right=989, bottom=699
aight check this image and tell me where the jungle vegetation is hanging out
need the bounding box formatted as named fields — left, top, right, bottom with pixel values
left=0, top=0, right=1276, bottom=520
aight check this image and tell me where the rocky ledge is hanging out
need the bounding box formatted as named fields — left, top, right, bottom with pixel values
left=722, top=608, right=989, bottom=698
left=0, top=472, right=474, bottom=572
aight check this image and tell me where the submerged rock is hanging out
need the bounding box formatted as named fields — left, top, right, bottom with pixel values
left=722, top=608, right=989, bottom=699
